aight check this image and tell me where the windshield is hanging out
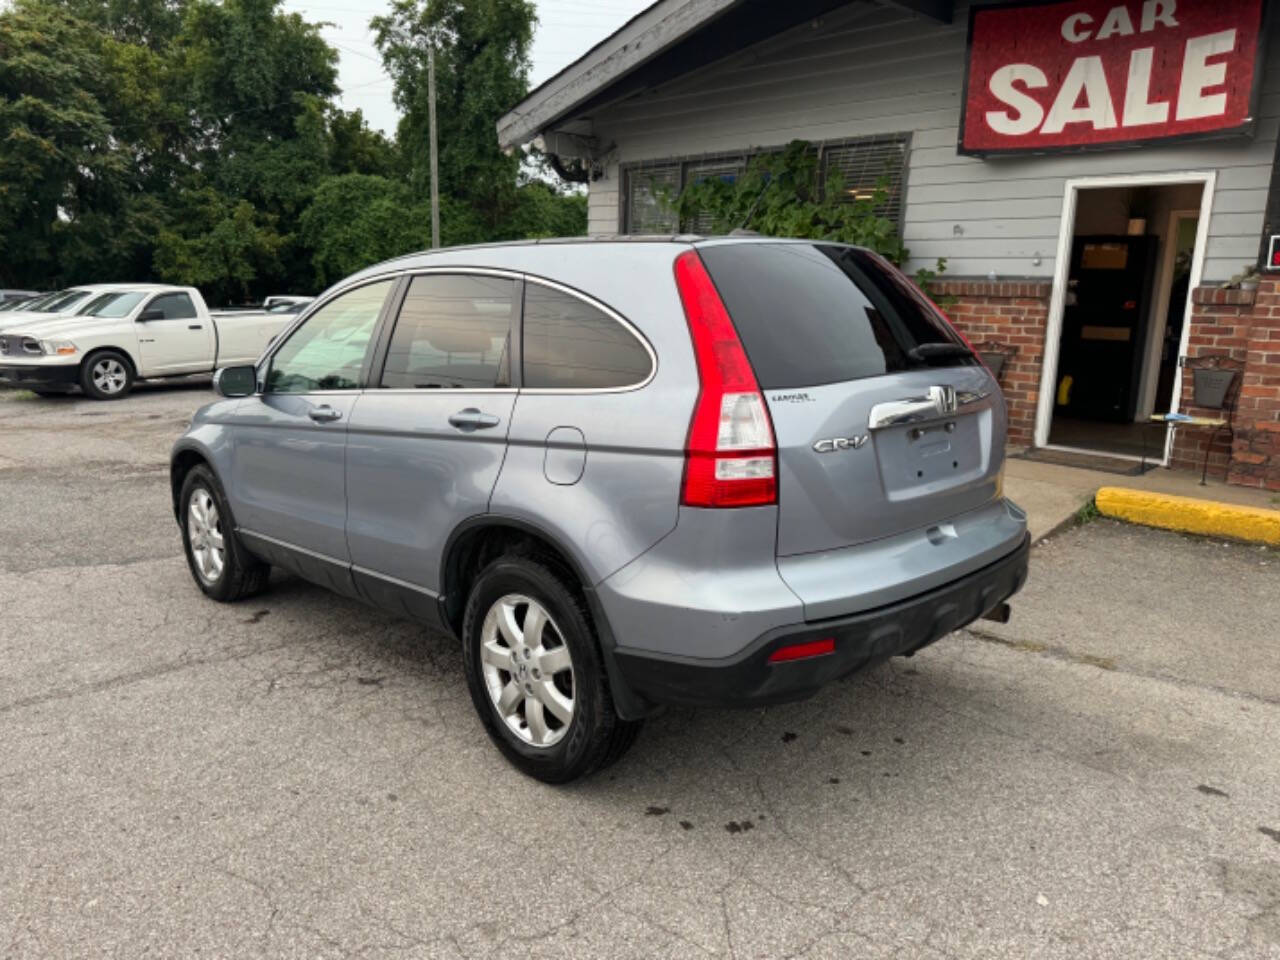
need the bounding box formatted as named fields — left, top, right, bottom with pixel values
left=76, top=291, right=148, bottom=318
left=36, top=290, right=93, bottom=314
left=16, top=291, right=68, bottom=313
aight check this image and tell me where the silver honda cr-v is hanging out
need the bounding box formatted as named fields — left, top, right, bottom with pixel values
left=171, top=237, right=1029, bottom=782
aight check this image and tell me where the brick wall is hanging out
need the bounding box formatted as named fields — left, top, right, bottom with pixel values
left=1174, top=279, right=1280, bottom=490
left=934, top=279, right=1052, bottom=448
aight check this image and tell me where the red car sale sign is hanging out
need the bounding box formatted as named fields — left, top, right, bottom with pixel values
left=960, top=0, right=1267, bottom=156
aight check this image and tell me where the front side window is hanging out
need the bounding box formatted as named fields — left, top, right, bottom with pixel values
left=144, top=292, right=197, bottom=320
left=522, top=283, right=652, bottom=390
left=266, top=280, right=393, bottom=393
left=380, top=274, right=516, bottom=389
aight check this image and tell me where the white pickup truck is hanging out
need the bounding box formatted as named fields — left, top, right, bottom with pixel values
left=0, top=284, right=296, bottom=399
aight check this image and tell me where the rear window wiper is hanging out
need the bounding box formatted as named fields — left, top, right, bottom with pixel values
left=907, top=343, right=973, bottom=362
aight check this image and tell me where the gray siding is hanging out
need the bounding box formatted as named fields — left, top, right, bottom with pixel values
left=586, top=1, right=1279, bottom=282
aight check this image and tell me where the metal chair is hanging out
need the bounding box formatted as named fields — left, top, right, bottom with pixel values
left=1146, top=354, right=1244, bottom=484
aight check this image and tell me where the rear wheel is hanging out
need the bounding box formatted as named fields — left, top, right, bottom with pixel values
left=80, top=350, right=134, bottom=400
left=179, top=464, right=269, bottom=601
left=462, top=555, right=641, bottom=782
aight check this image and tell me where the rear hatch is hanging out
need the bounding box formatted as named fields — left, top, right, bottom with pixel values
left=697, top=241, right=1004, bottom=557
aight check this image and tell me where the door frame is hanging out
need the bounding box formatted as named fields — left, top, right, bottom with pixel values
left=1138, top=208, right=1202, bottom=419
left=1034, top=171, right=1216, bottom=465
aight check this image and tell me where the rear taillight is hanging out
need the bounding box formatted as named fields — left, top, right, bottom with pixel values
left=673, top=250, right=777, bottom=508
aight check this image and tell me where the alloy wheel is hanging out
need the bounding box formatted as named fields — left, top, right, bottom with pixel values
left=187, top=488, right=225, bottom=584
left=480, top=594, right=576, bottom=748
left=92, top=357, right=128, bottom=395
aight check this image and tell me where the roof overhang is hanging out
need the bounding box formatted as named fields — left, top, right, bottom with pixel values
left=498, top=0, right=953, bottom=151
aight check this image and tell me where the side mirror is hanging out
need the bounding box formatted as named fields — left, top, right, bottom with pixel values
left=213, top=364, right=258, bottom=398
left=137, top=308, right=164, bottom=322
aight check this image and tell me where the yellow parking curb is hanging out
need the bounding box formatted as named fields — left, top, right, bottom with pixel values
left=1095, top=487, right=1280, bottom=546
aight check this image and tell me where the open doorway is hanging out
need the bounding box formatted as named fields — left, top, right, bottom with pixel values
left=1037, top=175, right=1213, bottom=464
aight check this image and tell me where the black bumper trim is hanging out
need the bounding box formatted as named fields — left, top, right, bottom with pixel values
left=0, top=363, right=79, bottom=387
left=613, top=533, right=1031, bottom=709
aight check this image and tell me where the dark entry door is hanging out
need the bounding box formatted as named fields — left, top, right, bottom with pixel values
left=1056, top=235, right=1158, bottom=422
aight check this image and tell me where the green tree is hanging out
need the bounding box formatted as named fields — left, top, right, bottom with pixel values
left=372, top=0, right=536, bottom=237
left=299, top=172, right=494, bottom=288
left=56, top=0, right=188, bottom=50
left=328, top=108, right=401, bottom=178
left=0, top=1, right=127, bottom=286
left=154, top=188, right=284, bottom=303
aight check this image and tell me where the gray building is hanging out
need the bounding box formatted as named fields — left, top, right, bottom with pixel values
left=499, top=0, right=1280, bottom=478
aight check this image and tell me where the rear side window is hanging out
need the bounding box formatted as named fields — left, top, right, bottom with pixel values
left=380, top=274, right=516, bottom=389
left=146, top=292, right=197, bottom=320
left=522, top=283, right=652, bottom=389
left=697, top=243, right=973, bottom=390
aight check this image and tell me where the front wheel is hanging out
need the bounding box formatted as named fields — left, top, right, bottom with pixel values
left=462, top=555, right=641, bottom=782
left=179, top=464, right=269, bottom=601
left=80, top=350, right=134, bottom=400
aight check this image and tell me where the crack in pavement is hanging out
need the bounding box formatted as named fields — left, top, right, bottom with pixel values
left=0, top=636, right=322, bottom=716
left=962, top=627, right=1280, bottom=709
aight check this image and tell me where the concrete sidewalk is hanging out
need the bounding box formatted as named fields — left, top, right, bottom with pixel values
left=1003, top=456, right=1280, bottom=542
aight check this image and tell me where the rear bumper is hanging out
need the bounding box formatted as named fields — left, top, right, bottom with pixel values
left=0, top=363, right=78, bottom=387
left=612, top=533, right=1030, bottom=709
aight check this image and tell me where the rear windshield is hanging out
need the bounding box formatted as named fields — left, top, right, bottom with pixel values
left=697, top=243, right=975, bottom=390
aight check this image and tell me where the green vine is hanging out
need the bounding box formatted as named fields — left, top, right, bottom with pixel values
left=656, top=139, right=948, bottom=299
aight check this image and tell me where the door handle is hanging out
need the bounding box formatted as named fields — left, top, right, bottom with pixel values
left=188, top=324, right=203, bottom=330
left=448, top=408, right=501, bottom=432
left=308, top=405, right=343, bottom=423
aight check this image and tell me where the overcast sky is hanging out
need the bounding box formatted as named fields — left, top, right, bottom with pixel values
left=281, top=0, right=653, bottom=137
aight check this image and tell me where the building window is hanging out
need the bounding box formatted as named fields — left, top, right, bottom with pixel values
left=821, top=134, right=910, bottom=231
left=624, top=163, right=681, bottom=234
left=621, top=134, right=910, bottom=236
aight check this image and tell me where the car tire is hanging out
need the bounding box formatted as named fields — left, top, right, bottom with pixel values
left=462, top=554, right=642, bottom=783
left=179, top=464, right=270, bottom=602
left=80, top=350, right=134, bottom=400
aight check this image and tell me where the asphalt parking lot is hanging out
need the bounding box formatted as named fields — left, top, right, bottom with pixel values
left=2, top=384, right=1279, bottom=960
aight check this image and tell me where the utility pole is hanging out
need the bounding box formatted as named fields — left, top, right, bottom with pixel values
left=427, top=43, right=440, bottom=249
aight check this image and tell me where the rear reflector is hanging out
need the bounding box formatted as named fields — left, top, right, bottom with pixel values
left=767, top=637, right=836, bottom=663
left=674, top=250, right=777, bottom=508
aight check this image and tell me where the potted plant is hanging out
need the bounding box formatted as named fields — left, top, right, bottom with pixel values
left=1223, top=264, right=1261, bottom=291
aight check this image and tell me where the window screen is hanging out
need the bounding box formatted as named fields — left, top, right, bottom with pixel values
left=146, top=292, right=197, bottom=320
left=381, top=274, right=516, bottom=389
left=625, top=164, right=680, bottom=234
left=822, top=134, right=910, bottom=230
left=683, top=159, right=746, bottom=234
left=523, top=284, right=652, bottom=390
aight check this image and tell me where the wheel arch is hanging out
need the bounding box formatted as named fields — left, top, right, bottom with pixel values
left=440, top=515, right=655, bottom=720
left=80, top=345, right=139, bottom=378
left=440, top=515, right=596, bottom=636
left=170, top=442, right=214, bottom=522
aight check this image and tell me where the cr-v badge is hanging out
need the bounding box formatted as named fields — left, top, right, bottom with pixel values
left=813, top=435, right=869, bottom=453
